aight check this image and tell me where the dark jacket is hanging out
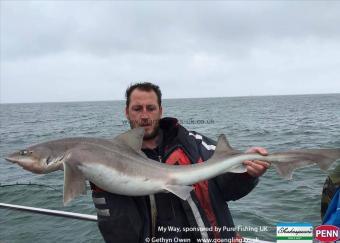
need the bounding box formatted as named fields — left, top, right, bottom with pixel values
left=91, top=117, right=259, bottom=243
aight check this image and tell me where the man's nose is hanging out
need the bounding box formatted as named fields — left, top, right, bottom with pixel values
left=140, top=110, right=149, bottom=119
left=140, top=113, right=149, bottom=119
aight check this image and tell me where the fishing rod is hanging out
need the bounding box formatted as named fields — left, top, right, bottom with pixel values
left=0, top=203, right=276, bottom=243
left=0, top=203, right=97, bottom=222
left=0, top=181, right=91, bottom=191
left=0, top=182, right=58, bottom=191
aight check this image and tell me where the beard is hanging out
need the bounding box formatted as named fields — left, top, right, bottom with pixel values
left=129, top=119, right=160, bottom=141
left=143, top=124, right=160, bottom=140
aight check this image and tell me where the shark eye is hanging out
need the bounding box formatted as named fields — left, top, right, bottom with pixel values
left=20, top=150, right=33, bottom=156
left=20, top=150, right=29, bottom=156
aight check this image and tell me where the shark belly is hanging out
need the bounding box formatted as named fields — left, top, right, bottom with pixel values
left=77, top=163, right=166, bottom=196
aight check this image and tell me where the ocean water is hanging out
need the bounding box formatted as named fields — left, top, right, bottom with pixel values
left=0, top=94, right=339, bottom=242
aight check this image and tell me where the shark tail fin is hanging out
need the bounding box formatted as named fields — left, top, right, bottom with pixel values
left=272, top=149, right=340, bottom=180
left=63, top=161, right=86, bottom=206
left=315, top=149, right=340, bottom=171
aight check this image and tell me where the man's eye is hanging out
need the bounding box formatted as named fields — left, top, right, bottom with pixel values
left=133, top=107, right=142, bottom=111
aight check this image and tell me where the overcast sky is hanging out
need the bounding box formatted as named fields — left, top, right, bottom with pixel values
left=1, top=1, right=339, bottom=103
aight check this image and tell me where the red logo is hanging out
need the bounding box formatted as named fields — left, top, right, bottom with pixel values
left=315, top=225, right=339, bottom=242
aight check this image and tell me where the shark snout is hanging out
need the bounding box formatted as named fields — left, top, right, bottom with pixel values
left=5, top=157, right=16, bottom=163
left=4, top=152, right=47, bottom=174
left=5, top=153, right=19, bottom=163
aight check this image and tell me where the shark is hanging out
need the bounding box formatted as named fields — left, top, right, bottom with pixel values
left=5, top=128, right=340, bottom=205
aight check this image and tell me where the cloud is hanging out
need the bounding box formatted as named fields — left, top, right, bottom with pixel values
left=1, top=1, right=340, bottom=103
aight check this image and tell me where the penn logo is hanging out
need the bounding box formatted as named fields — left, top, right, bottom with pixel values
left=315, top=225, right=339, bottom=242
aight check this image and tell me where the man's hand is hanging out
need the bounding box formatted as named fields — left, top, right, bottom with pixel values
left=243, top=147, right=270, bottom=177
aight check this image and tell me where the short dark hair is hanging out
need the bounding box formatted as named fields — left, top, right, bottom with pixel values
left=125, top=82, right=162, bottom=107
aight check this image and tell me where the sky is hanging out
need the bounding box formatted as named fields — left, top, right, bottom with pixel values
left=1, top=1, right=340, bottom=103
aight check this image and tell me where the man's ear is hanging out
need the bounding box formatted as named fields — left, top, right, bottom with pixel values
left=159, top=106, right=163, bottom=117
left=125, top=107, right=129, bottom=119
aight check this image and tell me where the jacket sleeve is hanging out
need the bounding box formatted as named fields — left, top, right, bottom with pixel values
left=188, top=131, right=259, bottom=202
left=91, top=184, right=145, bottom=243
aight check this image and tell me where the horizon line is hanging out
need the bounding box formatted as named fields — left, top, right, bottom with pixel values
left=0, top=92, right=339, bottom=105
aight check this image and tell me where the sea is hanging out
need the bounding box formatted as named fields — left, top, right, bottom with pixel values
left=0, top=94, right=339, bottom=242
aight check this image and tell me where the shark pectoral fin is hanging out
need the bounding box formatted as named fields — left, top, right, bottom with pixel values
left=114, top=127, right=145, bottom=152
left=229, top=164, right=247, bottom=173
left=63, top=162, right=86, bottom=206
left=164, top=185, right=193, bottom=201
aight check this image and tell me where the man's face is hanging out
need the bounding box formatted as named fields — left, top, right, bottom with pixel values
left=125, top=89, right=162, bottom=140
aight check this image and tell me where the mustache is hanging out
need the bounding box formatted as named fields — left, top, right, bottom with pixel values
left=140, top=121, right=152, bottom=126
left=129, top=119, right=160, bottom=126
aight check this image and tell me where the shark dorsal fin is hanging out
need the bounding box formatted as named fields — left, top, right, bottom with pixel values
left=209, top=134, right=245, bottom=173
left=210, top=134, right=241, bottom=160
left=215, top=134, right=235, bottom=154
left=115, top=127, right=145, bottom=151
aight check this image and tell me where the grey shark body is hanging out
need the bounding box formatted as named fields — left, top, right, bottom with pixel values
left=5, top=128, right=340, bottom=205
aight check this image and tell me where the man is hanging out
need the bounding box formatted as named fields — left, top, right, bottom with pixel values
left=321, top=163, right=340, bottom=227
left=91, top=82, right=270, bottom=243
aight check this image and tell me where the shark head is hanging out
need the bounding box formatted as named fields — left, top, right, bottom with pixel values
left=5, top=143, right=64, bottom=174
